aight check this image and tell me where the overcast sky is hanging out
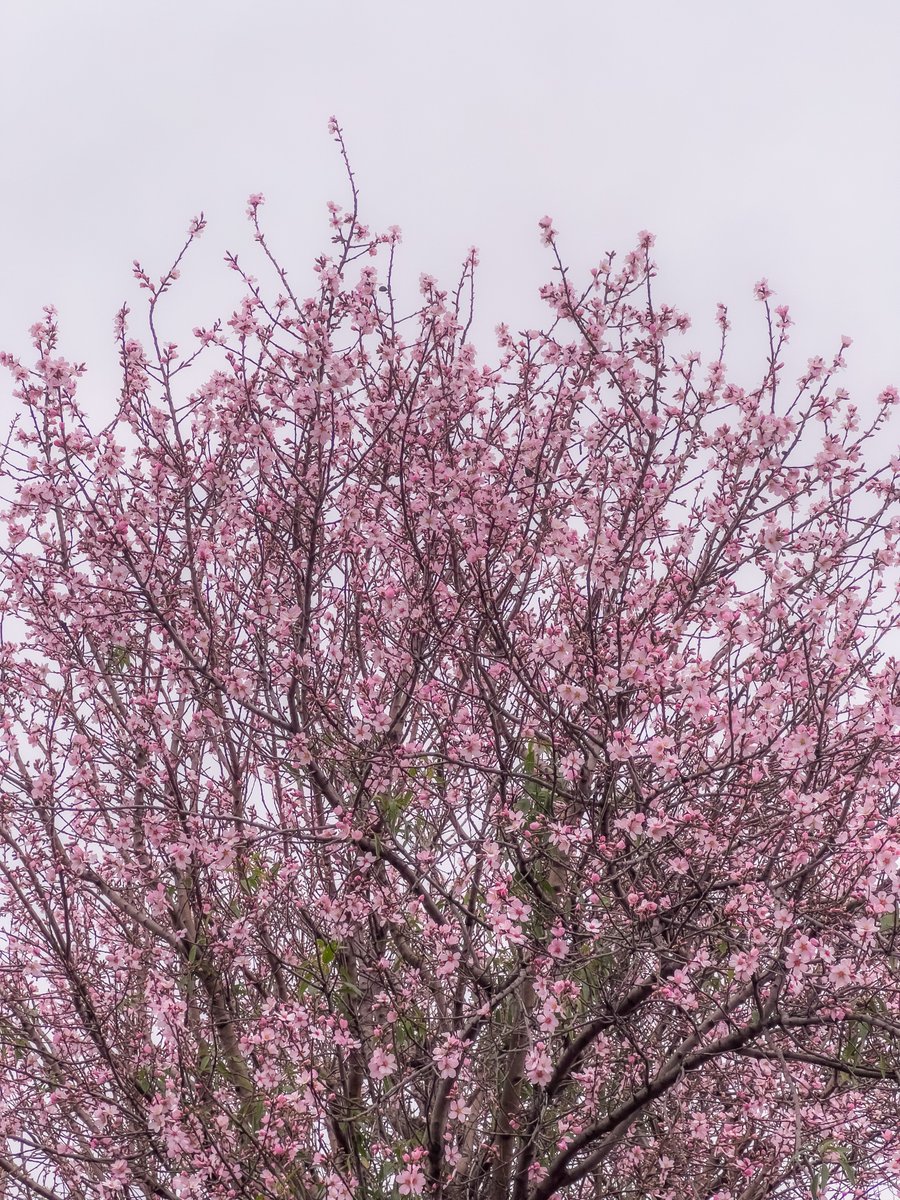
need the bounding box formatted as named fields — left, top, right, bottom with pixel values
left=1, top=1, right=899, bottom=429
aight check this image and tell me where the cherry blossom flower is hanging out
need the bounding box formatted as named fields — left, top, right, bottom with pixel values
left=614, top=811, right=645, bottom=837
left=368, top=1047, right=397, bottom=1080
left=828, top=959, right=855, bottom=988
left=525, top=1044, right=554, bottom=1087
left=729, top=948, right=760, bottom=982
left=397, top=1164, right=426, bottom=1196
left=547, top=935, right=569, bottom=960
left=433, top=1038, right=463, bottom=1079
left=754, top=278, right=774, bottom=300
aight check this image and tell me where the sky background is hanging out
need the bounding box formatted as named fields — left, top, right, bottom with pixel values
left=1, top=2, right=900, bottom=429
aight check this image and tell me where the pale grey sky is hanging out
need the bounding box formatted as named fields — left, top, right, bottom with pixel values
left=1, top=1, right=899, bottom=426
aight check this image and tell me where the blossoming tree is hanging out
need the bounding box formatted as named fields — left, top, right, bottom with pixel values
left=2, top=125, right=900, bottom=1200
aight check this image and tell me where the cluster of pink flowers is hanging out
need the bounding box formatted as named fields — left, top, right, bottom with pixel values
left=2, top=144, right=900, bottom=1199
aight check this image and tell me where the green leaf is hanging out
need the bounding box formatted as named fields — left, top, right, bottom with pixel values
left=524, top=739, right=536, bottom=773
left=380, top=790, right=413, bottom=833
left=338, top=967, right=363, bottom=998
left=239, top=850, right=268, bottom=896
left=316, top=938, right=339, bottom=971
left=244, top=1097, right=265, bottom=1135
left=840, top=1153, right=857, bottom=1185
left=106, top=645, right=131, bottom=672
left=841, top=1019, right=870, bottom=1065
left=135, top=1066, right=159, bottom=1096
left=818, top=1139, right=857, bottom=1185
left=811, top=1163, right=829, bottom=1197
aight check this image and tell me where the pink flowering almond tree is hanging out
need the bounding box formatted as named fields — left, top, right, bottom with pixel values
left=2, top=126, right=900, bottom=1200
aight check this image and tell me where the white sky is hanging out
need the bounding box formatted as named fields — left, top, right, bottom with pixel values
left=1, top=1, right=900, bottom=427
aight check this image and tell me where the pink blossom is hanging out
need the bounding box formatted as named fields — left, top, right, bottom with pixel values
left=547, top=936, right=569, bottom=960
left=525, top=1044, right=554, bottom=1087
left=754, top=278, right=774, bottom=301
left=607, top=732, right=634, bottom=762
left=168, top=843, right=191, bottom=870
left=645, top=734, right=675, bottom=767
left=397, top=1164, right=426, bottom=1196
left=789, top=934, right=818, bottom=964
left=855, top=916, right=878, bottom=943
left=538, top=215, right=557, bottom=246
left=614, top=811, right=645, bottom=837
left=729, top=948, right=759, bottom=982
left=538, top=997, right=561, bottom=1033
left=828, top=958, right=854, bottom=988
left=433, top=1038, right=463, bottom=1079
left=368, top=1047, right=397, bottom=1080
